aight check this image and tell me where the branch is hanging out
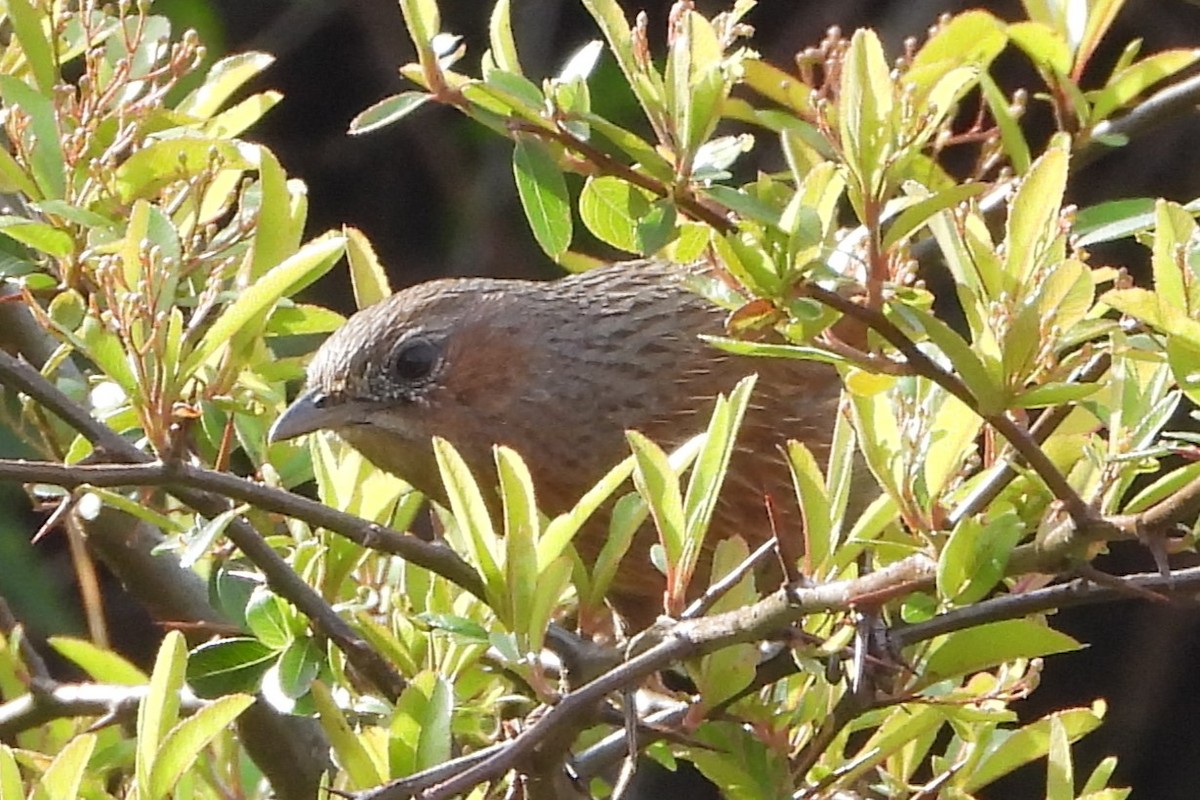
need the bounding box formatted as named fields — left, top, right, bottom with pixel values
left=0, top=458, right=485, bottom=599
left=891, top=565, right=1200, bottom=649
left=0, top=680, right=207, bottom=739
left=1077, top=70, right=1200, bottom=170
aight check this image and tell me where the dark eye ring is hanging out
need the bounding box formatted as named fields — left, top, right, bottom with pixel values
left=390, top=338, right=440, bottom=384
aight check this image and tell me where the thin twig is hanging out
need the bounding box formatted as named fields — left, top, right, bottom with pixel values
left=681, top=537, right=778, bottom=619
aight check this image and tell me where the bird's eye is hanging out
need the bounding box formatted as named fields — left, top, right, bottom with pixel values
left=390, top=338, right=440, bottom=384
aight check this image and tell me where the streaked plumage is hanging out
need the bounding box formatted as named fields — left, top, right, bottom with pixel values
left=270, top=260, right=843, bottom=626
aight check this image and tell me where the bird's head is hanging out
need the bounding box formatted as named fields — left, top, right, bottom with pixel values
left=268, top=278, right=533, bottom=499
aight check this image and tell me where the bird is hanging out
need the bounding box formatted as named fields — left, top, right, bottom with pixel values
left=268, top=259, right=844, bottom=628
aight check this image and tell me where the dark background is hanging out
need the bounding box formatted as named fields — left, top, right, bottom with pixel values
left=11, top=0, right=1200, bottom=796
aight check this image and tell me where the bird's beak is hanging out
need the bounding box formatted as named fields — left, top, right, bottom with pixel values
left=269, top=390, right=333, bottom=443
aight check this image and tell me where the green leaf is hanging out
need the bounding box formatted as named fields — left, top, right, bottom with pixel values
left=704, top=184, right=783, bottom=230
left=581, top=113, right=675, bottom=182
left=348, top=91, right=431, bottom=135
left=680, top=376, right=755, bottom=591
left=0, top=75, right=65, bottom=199
left=47, top=637, right=146, bottom=685
left=0, top=216, right=73, bottom=258
left=391, top=672, right=454, bottom=776
left=512, top=137, right=572, bottom=258
left=840, top=704, right=945, bottom=787
left=187, top=638, right=276, bottom=698
left=0, top=145, right=40, bottom=198
left=250, top=147, right=304, bottom=280
left=137, top=631, right=188, bottom=794
left=888, top=303, right=1002, bottom=413
left=418, top=613, right=489, bottom=642
left=963, top=703, right=1105, bottom=792
left=527, top=555, right=573, bottom=653
left=1008, top=21, right=1073, bottom=77
left=937, top=509, right=1024, bottom=604
left=179, top=52, right=277, bottom=119
left=909, top=10, right=1007, bottom=75
left=433, top=437, right=504, bottom=604
left=270, top=636, right=323, bottom=701
left=838, top=28, right=894, bottom=202
left=1167, top=334, right=1200, bottom=406
left=786, top=439, right=833, bottom=574
left=114, top=137, right=252, bottom=203
left=1074, top=0, right=1126, bottom=76
left=579, top=175, right=673, bottom=254
left=688, top=721, right=792, bottom=798
left=1081, top=756, right=1121, bottom=795
left=1012, top=381, right=1101, bottom=408
left=1047, top=714, right=1073, bottom=800
left=265, top=303, right=346, bottom=336
left=1151, top=199, right=1194, bottom=315
left=7, top=0, right=57, bottom=92
left=39, top=733, right=96, bottom=800
left=497, top=445, right=539, bottom=634
left=691, top=542, right=757, bottom=698
left=398, top=0, right=441, bottom=51
left=244, top=588, right=294, bottom=650
left=584, top=492, right=646, bottom=608
left=1005, top=137, right=1069, bottom=286
left=980, top=72, right=1032, bottom=173
left=181, top=503, right=247, bottom=569
left=916, top=620, right=1081, bottom=689
left=148, top=694, right=255, bottom=800
left=703, top=336, right=854, bottom=368
left=664, top=9, right=726, bottom=157
left=345, top=225, right=392, bottom=308
left=881, top=183, right=987, bottom=251
left=1089, top=49, right=1200, bottom=122
left=1073, top=197, right=1157, bottom=247
left=184, top=234, right=345, bottom=379
left=540, top=454, right=635, bottom=569
left=0, top=746, right=22, bottom=800
left=311, top=680, right=384, bottom=789
left=580, top=0, right=664, bottom=133
left=741, top=58, right=813, bottom=114
left=203, top=91, right=284, bottom=139
left=1100, top=287, right=1173, bottom=332
left=487, top=0, right=522, bottom=75
left=627, top=431, right=687, bottom=599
